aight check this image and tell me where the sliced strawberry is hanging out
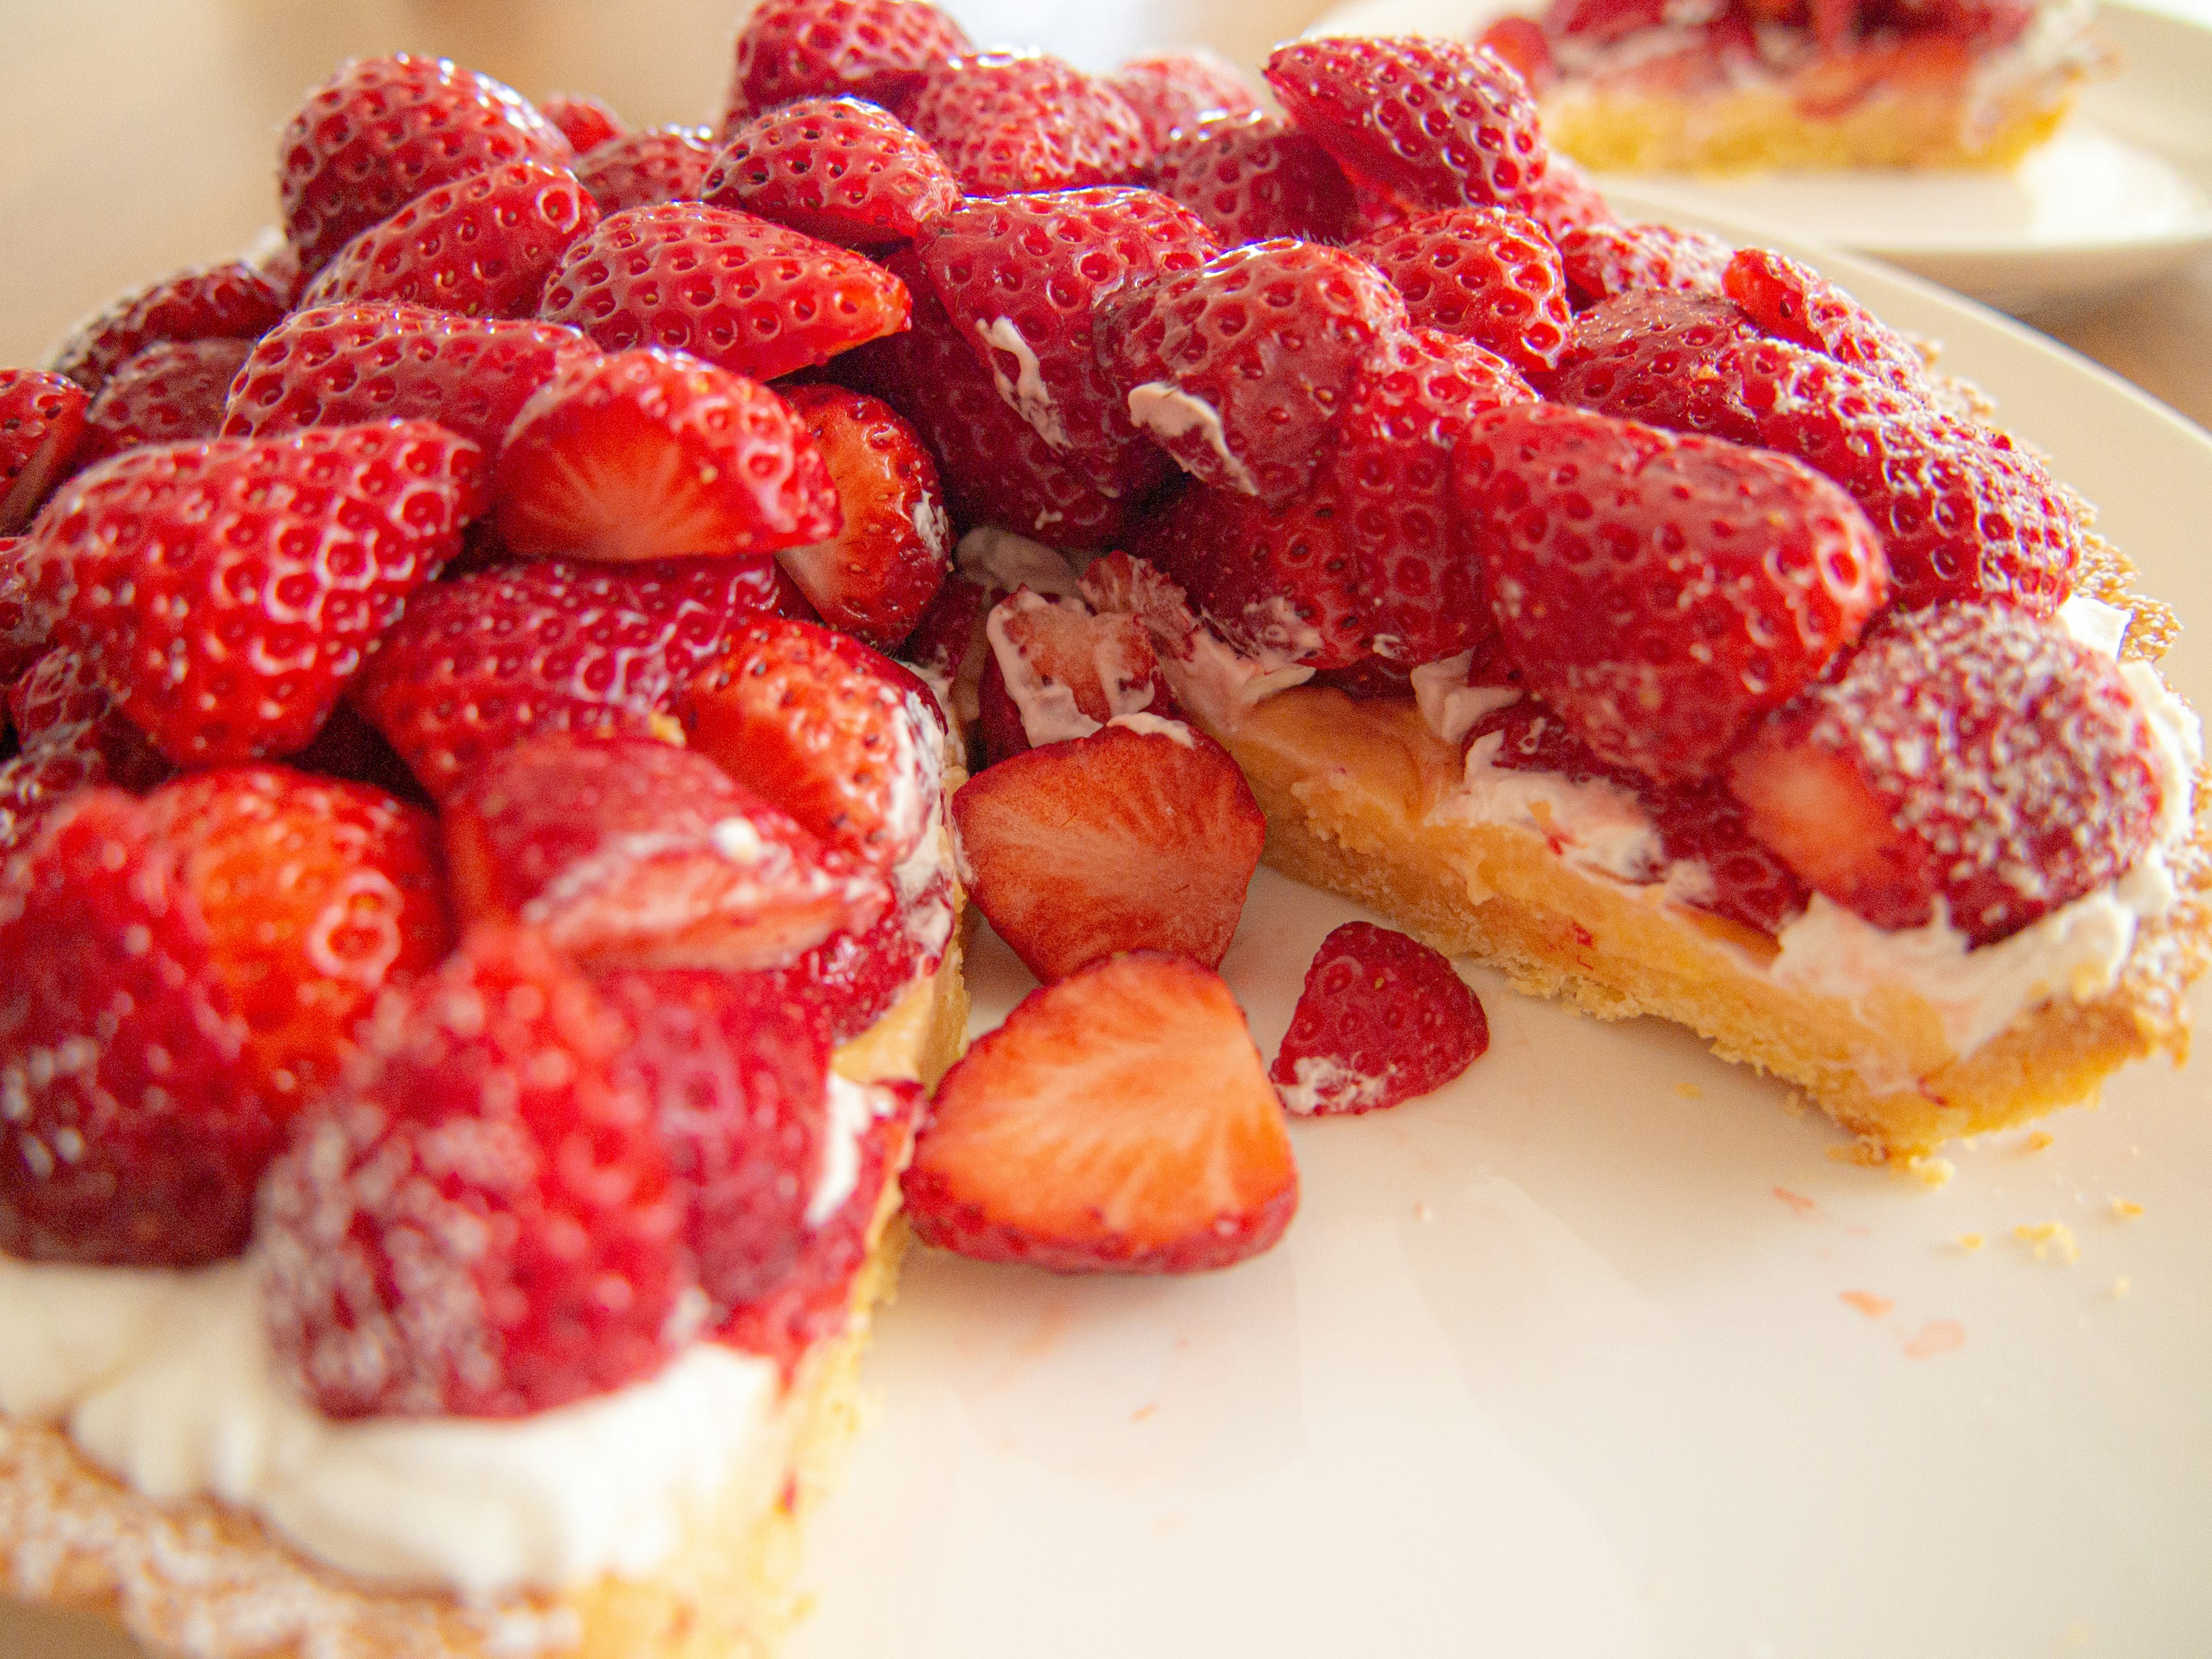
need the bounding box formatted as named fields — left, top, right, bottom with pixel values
left=1104, top=52, right=1262, bottom=151
left=77, top=338, right=254, bottom=465
left=46, top=262, right=287, bottom=396
left=539, top=201, right=910, bottom=381
left=1548, top=287, right=1763, bottom=418
left=444, top=732, right=887, bottom=971
left=0, top=371, right=89, bottom=535
left=32, top=422, right=486, bottom=766
left=1150, top=112, right=1361, bottom=247
left=278, top=54, right=574, bottom=278
left=300, top=159, right=599, bottom=320
left=722, top=0, right=972, bottom=128
left=906, top=952, right=1296, bottom=1273
left=494, top=347, right=839, bottom=562
left=221, top=304, right=591, bottom=452
left=1730, top=603, right=2167, bottom=947
left=1352, top=207, right=1573, bottom=379
left=259, top=926, right=688, bottom=1419
left=541, top=92, right=624, bottom=155
left=1456, top=402, right=1888, bottom=783
left=774, top=385, right=950, bottom=647
left=1556, top=221, right=1733, bottom=310
left=918, top=188, right=1218, bottom=499
left=908, top=52, right=1152, bottom=196
left=951, top=719, right=1264, bottom=981
left=978, top=586, right=1176, bottom=764
left=1263, top=37, right=1548, bottom=214
left=1271, top=922, right=1488, bottom=1115
left=1724, top=247, right=1930, bottom=399
left=1644, top=781, right=1810, bottom=938
left=1524, top=155, right=1616, bottom=242
left=574, top=126, right=717, bottom=212
left=347, top=554, right=774, bottom=799
left=898, top=570, right=986, bottom=684
left=704, top=96, right=960, bottom=249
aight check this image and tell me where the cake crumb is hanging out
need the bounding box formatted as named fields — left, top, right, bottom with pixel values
left=1956, top=1232, right=1986, bottom=1252
left=1903, top=1319, right=1965, bottom=1359
left=2112, top=1275, right=2132, bottom=1298
left=647, top=710, right=688, bottom=747
left=2013, top=1221, right=2081, bottom=1263
left=1672, top=1081, right=1702, bottom=1100
left=1840, top=1290, right=1892, bottom=1319
left=2024, top=1130, right=2055, bottom=1152
left=2111, top=1198, right=2144, bottom=1220
left=1903, top=1155, right=1955, bottom=1190
left=1772, top=1186, right=1817, bottom=1218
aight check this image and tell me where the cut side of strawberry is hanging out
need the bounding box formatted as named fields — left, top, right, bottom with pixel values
left=1151, top=112, right=1361, bottom=247
left=978, top=586, right=1175, bottom=763
left=950, top=719, right=1265, bottom=982
left=1353, top=207, right=1573, bottom=379
left=722, top=0, right=972, bottom=128
left=1556, top=221, right=1734, bottom=310
left=575, top=126, right=718, bottom=213
left=0, top=370, right=90, bottom=535
left=908, top=52, right=1152, bottom=196
left=77, top=338, right=254, bottom=465
left=704, top=97, right=960, bottom=249
left=46, top=262, right=288, bottom=396
left=905, top=952, right=1297, bottom=1274
left=1104, top=52, right=1261, bottom=153
left=1271, top=921, right=1488, bottom=1115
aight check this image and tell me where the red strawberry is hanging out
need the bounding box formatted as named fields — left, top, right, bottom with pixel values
left=0, top=372, right=89, bottom=535
left=908, top=52, right=1152, bottom=196
left=772, top=385, right=950, bottom=647
left=31, top=422, right=486, bottom=766
left=259, top=926, right=688, bottom=1419
left=1099, top=239, right=1408, bottom=505
left=575, top=126, right=718, bottom=213
left=277, top=700, right=433, bottom=806
left=0, top=743, right=107, bottom=859
left=1352, top=207, right=1573, bottom=379
left=77, top=338, right=255, bottom=465
left=300, top=160, right=599, bottom=319
left=7, top=647, right=173, bottom=791
left=905, top=952, right=1296, bottom=1273
left=221, top=304, right=590, bottom=452
left=1263, top=37, right=1548, bottom=214
left=1104, top=52, right=1262, bottom=152
left=278, top=54, right=574, bottom=278
left=538, top=201, right=911, bottom=381
left=1548, top=287, right=1763, bottom=419
left=683, top=615, right=944, bottom=873
left=704, top=97, right=960, bottom=249
left=46, top=262, right=287, bottom=396
left=1556, top=221, right=1733, bottom=310
left=1456, top=402, right=1888, bottom=783
left=1733, top=604, right=2170, bottom=946
left=1475, top=16, right=1557, bottom=93
left=444, top=733, right=887, bottom=970
left=950, top=719, right=1264, bottom=981
left=1524, top=155, right=1616, bottom=242
left=348, top=555, right=774, bottom=798
left=0, top=537, right=47, bottom=684
left=1150, top=112, right=1361, bottom=247
left=722, top=0, right=972, bottom=128
left=1724, top=247, right=1931, bottom=399
left=918, top=188, right=1218, bottom=499
left=1271, top=922, right=1488, bottom=1115
left=977, top=587, right=1176, bottom=764
left=898, top=571, right=986, bottom=685
left=1645, top=781, right=1810, bottom=938
left=494, top=347, right=839, bottom=562
left=541, top=92, right=624, bottom=155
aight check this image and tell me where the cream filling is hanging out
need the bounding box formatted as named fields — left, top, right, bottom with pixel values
left=976, top=317, right=1067, bottom=452
left=1125, top=382, right=1259, bottom=496
left=956, top=525, right=1084, bottom=597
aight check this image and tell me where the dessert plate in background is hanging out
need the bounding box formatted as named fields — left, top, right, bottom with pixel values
left=1307, top=0, right=2212, bottom=310
left=789, top=228, right=2212, bottom=1657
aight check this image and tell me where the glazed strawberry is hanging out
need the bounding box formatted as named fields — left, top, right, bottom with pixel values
left=0, top=790, right=273, bottom=1265
left=443, top=733, right=887, bottom=970
left=300, top=160, right=599, bottom=319
left=1524, top=155, right=1616, bottom=242
left=347, top=554, right=774, bottom=798
left=541, top=91, right=624, bottom=155
left=538, top=201, right=911, bottom=381
left=260, top=926, right=688, bottom=1419
left=704, top=97, right=960, bottom=248
left=1732, top=604, right=2168, bottom=946
left=772, top=386, right=949, bottom=646
left=1104, top=52, right=1262, bottom=151
left=574, top=126, right=718, bottom=213
left=76, top=338, right=254, bottom=464
left=1724, top=247, right=1930, bottom=399
left=977, top=587, right=1176, bottom=764
left=31, top=422, right=486, bottom=766
left=1548, top=288, right=1763, bottom=419
left=905, top=952, right=1296, bottom=1273
left=0, top=371, right=89, bottom=535
left=684, top=615, right=944, bottom=872
left=1150, top=112, right=1362, bottom=247
left=221, top=304, right=590, bottom=451
left=1352, top=207, right=1573, bottom=379
left=722, top=0, right=972, bottom=127
left=909, top=54, right=1151, bottom=198
left=918, top=188, right=1218, bottom=499
left=278, top=54, right=574, bottom=277
left=494, top=348, right=839, bottom=562
left=1556, top=221, right=1733, bottom=310
left=1264, top=37, right=1548, bottom=214
left=1456, top=403, right=1888, bottom=783
left=1645, top=782, right=1811, bottom=938
left=899, top=571, right=986, bottom=686
left=950, top=719, right=1265, bottom=981
left=1271, top=922, right=1488, bottom=1115
left=1098, top=240, right=1408, bottom=505
left=46, top=262, right=287, bottom=396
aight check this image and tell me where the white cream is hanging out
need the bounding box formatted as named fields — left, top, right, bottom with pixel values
left=1275, top=1055, right=1392, bottom=1116
left=1108, top=712, right=1195, bottom=747
left=1126, top=382, right=1260, bottom=495
left=2057, top=592, right=2131, bottom=658
left=1430, top=729, right=1671, bottom=886
left=1410, top=653, right=1523, bottom=749
left=809, top=1075, right=884, bottom=1226
left=976, top=317, right=1067, bottom=451
left=956, top=525, right=1084, bottom=598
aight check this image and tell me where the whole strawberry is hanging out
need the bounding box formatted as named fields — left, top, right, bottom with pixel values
left=704, top=97, right=960, bottom=248
left=722, top=0, right=972, bottom=127
left=1556, top=221, right=1734, bottom=310
left=46, top=262, right=288, bottom=396
left=1352, top=207, right=1573, bottom=380
left=1104, top=52, right=1261, bottom=153
left=908, top=52, right=1152, bottom=195
left=0, top=370, right=90, bottom=534
left=77, top=338, right=255, bottom=465
left=574, top=126, right=718, bottom=213
left=541, top=92, right=624, bottom=155
left=1724, top=247, right=1929, bottom=399
left=1271, top=922, right=1488, bottom=1115
left=1151, top=112, right=1361, bottom=247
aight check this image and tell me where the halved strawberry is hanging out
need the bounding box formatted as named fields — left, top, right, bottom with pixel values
left=1103, top=52, right=1261, bottom=151
left=1352, top=206, right=1573, bottom=379
left=1475, top=16, right=1557, bottom=93
left=259, top=926, right=688, bottom=1418
left=300, top=160, right=599, bottom=319
left=905, top=951, right=1297, bottom=1273
left=1556, top=221, right=1733, bottom=310
left=574, top=126, right=718, bottom=213
left=0, top=743, right=107, bottom=859
left=704, top=97, right=960, bottom=248
left=1271, top=922, right=1488, bottom=1115
left=775, top=385, right=950, bottom=647
left=908, top=52, right=1152, bottom=196
left=1524, top=154, right=1616, bottom=242
left=0, top=371, right=89, bottom=535
left=1644, top=780, right=1810, bottom=938
left=541, top=92, right=624, bottom=155
left=1724, top=247, right=1930, bottom=399
left=46, top=262, right=287, bottom=396
left=950, top=719, right=1264, bottom=981
left=898, top=570, right=986, bottom=687
left=722, top=0, right=972, bottom=128
left=1548, top=287, right=1763, bottom=419
left=978, top=586, right=1176, bottom=764
left=494, top=347, right=839, bottom=562
left=7, top=646, right=173, bottom=791
left=0, top=536, right=49, bottom=687
left=443, top=732, right=887, bottom=970
left=539, top=201, right=911, bottom=381
left=77, top=338, right=254, bottom=465
left=1150, top=112, right=1361, bottom=247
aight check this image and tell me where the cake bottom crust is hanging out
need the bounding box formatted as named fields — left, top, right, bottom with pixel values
left=0, top=937, right=971, bottom=1659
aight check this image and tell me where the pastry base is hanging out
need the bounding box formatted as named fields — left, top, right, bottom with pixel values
left=0, top=936, right=970, bottom=1659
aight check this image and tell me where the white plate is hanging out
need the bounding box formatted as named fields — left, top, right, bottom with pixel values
left=787, top=233, right=2212, bottom=1658
left=1307, top=0, right=2212, bottom=310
